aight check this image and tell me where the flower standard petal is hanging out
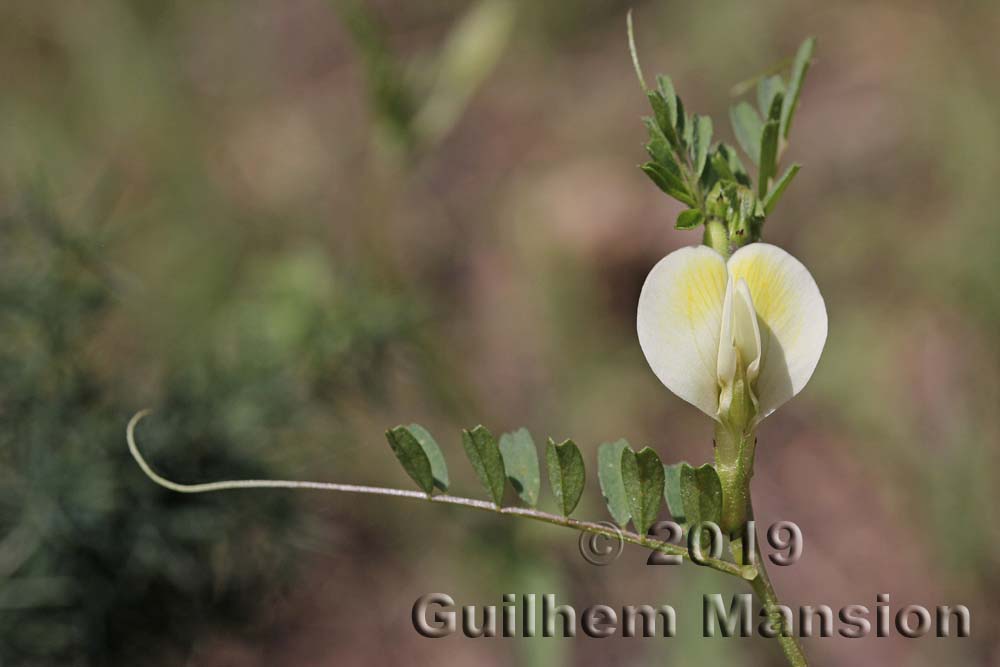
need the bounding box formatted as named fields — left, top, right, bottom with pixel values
left=637, top=246, right=728, bottom=419
left=726, top=243, right=827, bottom=421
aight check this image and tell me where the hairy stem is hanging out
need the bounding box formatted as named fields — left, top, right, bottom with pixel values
left=714, top=423, right=756, bottom=534
left=748, top=508, right=809, bottom=667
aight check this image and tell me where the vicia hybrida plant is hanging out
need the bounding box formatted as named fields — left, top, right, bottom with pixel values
left=128, top=14, right=823, bottom=667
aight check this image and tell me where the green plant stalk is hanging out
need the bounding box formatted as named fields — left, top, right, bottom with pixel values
left=716, top=422, right=809, bottom=666
left=748, top=502, right=809, bottom=667
left=715, top=348, right=757, bottom=532
left=714, top=422, right=755, bottom=534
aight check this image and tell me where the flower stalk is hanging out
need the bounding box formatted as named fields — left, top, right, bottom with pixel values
left=747, top=501, right=809, bottom=667
left=714, top=424, right=756, bottom=536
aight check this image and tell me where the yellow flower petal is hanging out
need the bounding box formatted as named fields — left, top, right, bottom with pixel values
left=637, top=246, right=727, bottom=418
left=726, top=243, right=827, bottom=421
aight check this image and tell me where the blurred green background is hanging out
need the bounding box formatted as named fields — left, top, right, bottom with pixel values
left=1, top=0, right=997, bottom=665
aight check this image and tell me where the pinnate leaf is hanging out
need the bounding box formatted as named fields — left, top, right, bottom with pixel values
left=692, top=115, right=713, bottom=179
left=763, top=163, right=800, bottom=214
left=386, top=425, right=437, bottom=494
left=621, top=445, right=665, bottom=534
left=675, top=209, right=704, bottom=230
left=758, top=119, right=780, bottom=198
left=679, top=463, right=724, bottom=527
left=781, top=37, right=816, bottom=139
left=546, top=438, right=585, bottom=516
left=407, top=424, right=449, bottom=492
left=462, top=425, right=506, bottom=505
left=663, top=462, right=686, bottom=523
left=597, top=439, right=631, bottom=527
left=757, top=75, right=786, bottom=118
left=730, top=101, right=763, bottom=165
left=641, top=162, right=695, bottom=207
left=498, top=428, right=540, bottom=507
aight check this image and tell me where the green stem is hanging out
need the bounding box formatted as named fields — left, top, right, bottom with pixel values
left=716, top=419, right=808, bottom=666
left=714, top=422, right=755, bottom=533
left=747, top=505, right=809, bottom=667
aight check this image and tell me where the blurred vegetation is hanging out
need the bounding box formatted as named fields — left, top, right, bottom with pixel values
left=1, top=0, right=998, bottom=666
left=0, top=177, right=425, bottom=663
left=0, top=189, right=291, bottom=662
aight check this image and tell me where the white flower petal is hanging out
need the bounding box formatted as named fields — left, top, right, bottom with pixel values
left=717, top=277, right=762, bottom=418
left=726, top=243, right=827, bottom=421
left=732, top=278, right=762, bottom=386
left=637, top=246, right=727, bottom=419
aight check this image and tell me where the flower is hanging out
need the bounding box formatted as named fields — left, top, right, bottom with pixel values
left=636, top=243, right=827, bottom=428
